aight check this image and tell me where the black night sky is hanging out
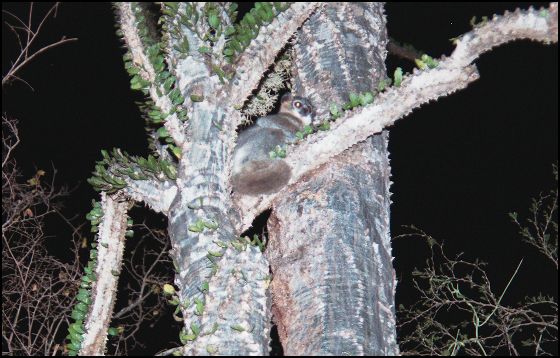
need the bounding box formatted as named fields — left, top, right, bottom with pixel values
left=2, top=2, right=557, bottom=355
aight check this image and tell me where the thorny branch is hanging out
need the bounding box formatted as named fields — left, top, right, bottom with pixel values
left=234, top=3, right=559, bottom=232
left=2, top=3, right=174, bottom=356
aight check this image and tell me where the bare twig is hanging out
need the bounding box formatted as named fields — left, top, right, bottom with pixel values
left=396, top=203, right=558, bottom=356
left=2, top=116, right=82, bottom=356
left=2, top=2, right=77, bottom=87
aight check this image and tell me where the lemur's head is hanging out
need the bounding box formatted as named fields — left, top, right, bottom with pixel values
left=279, top=93, right=315, bottom=125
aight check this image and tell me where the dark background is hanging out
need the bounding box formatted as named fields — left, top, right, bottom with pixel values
left=2, top=2, right=557, bottom=355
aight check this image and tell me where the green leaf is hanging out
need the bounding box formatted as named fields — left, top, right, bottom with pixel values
left=190, top=94, right=204, bottom=102
left=189, top=219, right=206, bottom=232
left=207, top=250, right=223, bottom=257
left=75, top=301, right=88, bottom=313
left=204, top=219, right=219, bottom=230
left=69, top=330, right=84, bottom=343
left=329, top=103, right=340, bottom=117
left=231, top=324, right=245, bottom=332
left=169, top=144, right=182, bottom=159
left=157, top=127, right=169, bottom=138
left=245, top=13, right=256, bottom=26
left=161, top=161, right=178, bottom=180
left=229, top=38, right=242, bottom=52
left=100, top=149, right=110, bottom=161
left=172, top=94, right=185, bottom=105
left=225, top=26, right=236, bottom=36
left=194, top=298, right=204, bottom=315
left=163, top=77, right=175, bottom=92
left=71, top=322, right=85, bottom=334
left=107, top=327, right=119, bottom=336
left=191, top=322, right=201, bottom=336
left=163, top=283, right=176, bottom=295
left=361, top=92, right=374, bottom=105
left=319, top=122, right=330, bottom=131
left=67, top=342, right=81, bottom=352
left=71, top=308, right=86, bottom=321
left=414, top=58, right=427, bottom=70
left=349, top=92, right=360, bottom=106
left=209, top=14, right=220, bottom=29
left=394, top=67, right=403, bottom=87
left=77, top=294, right=92, bottom=305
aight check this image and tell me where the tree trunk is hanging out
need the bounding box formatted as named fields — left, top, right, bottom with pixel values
left=267, top=3, right=399, bottom=355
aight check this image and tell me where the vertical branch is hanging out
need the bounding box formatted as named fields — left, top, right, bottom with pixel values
left=79, top=193, right=131, bottom=356
left=267, top=3, right=399, bottom=355
left=167, top=103, right=271, bottom=355
left=116, top=2, right=186, bottom=147
left=222, top=3, right=320, bottom=114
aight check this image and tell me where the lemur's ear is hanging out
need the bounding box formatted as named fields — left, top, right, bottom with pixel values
left=280, top=92, right=293, bottom=103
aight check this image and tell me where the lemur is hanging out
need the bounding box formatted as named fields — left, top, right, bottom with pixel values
left=232, top=93, right=315, bottom=195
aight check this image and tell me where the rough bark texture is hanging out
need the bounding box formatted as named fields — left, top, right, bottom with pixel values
left=168, top=103, right=272, bottom=355
left=80, top=193, right=130, bottom=356
left=267, top=3, right=399, bottom=355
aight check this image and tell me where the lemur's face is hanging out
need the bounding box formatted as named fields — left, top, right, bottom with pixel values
left=280, top=93, right=314, bottom=125
left=291, top=96, right=313, bottom=119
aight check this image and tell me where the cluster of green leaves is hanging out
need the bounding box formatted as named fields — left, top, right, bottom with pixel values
left=160, top=3, right=190, bottom=59
left=292, top=65, right=416, bottom=143
left=177, top=317, right=219, bottom=349
left=188, top=218, right=219, bottom=233
left=161, top=3, right=236, bottom=84
left=234, top=234, right=267, bottom=253
left=166, top=288, right=214, bottom=345
left=65, top=201, right=104, bottom=356
left=118, top=3, right=186, bottom=159
left=268, top=144, right=287, bottom=159
left=222, top=2, right=290, bottom=63
left=164, top=231, right=266, bottom=350
left=414, top=54, right=439, bottom=70
left=161, top=3, right=289, bottom=84
left=161, top=3, right=236, bottom=55
left=198, top=3, right=238, bottom=51
left=294, top=90, right=377, bottom=142
left=295, top=124, right=314, bottom=141
left=342, top=91, right=375, bottom=111
left=87, top=148, right=178, bottom=193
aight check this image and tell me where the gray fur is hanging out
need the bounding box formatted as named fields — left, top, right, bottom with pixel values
left=232, top=94, right=315, bottom=195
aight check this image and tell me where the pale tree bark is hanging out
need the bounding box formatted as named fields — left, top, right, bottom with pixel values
left=80, top=193, right=131, bottom=356
left=71, top=2, right=557, bottom=356
left=267, top=3, right=398, bottom=355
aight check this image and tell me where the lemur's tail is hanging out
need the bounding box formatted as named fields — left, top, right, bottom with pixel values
left=232, top=160, right=291, bottom=196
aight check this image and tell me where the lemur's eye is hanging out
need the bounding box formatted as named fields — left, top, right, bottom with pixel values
left=294, top=101, right=302, bottom=108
